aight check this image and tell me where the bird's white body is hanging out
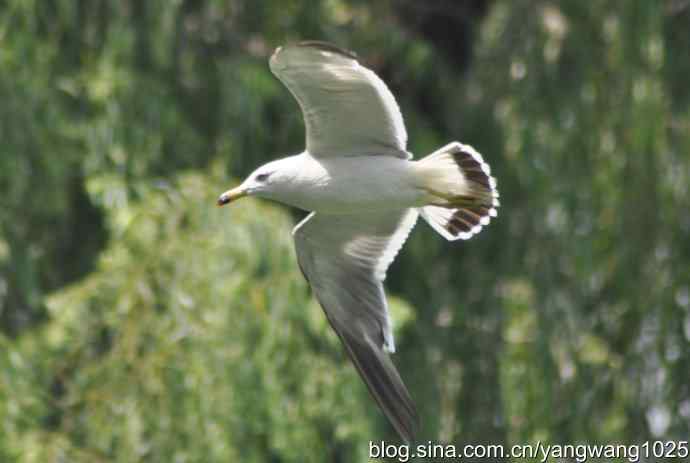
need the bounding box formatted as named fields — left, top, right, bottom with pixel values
left=261, top=153, right=426, bottom=213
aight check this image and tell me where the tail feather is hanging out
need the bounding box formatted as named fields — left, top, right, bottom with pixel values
left=417, top=142, right=499, bottom=241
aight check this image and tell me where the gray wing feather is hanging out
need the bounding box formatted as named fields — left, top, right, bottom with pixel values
left=292, top=210, right=419, bottom=442
left=270, top=42, right=410, bottom=159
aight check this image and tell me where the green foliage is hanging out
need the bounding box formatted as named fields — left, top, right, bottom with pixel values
left=2, top=172, right=390, bottom=461
left=471, top=1, right=690, bottom=445
left=1, top=1, right=689, bottom=461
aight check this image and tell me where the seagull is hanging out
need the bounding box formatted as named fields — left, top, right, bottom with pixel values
left=218, top=41, right=499, bottom=442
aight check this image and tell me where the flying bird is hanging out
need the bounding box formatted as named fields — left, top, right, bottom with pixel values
left=218, top=41, right=499, bottom=442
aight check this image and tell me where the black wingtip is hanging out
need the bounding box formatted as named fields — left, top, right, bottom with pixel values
left=336, top=329, right=420, bottom=443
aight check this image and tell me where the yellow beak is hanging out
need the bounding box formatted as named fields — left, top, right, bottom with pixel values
left=217, top=187, right=247, bottom=206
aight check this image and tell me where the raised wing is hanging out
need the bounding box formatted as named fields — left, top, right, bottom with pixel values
left=293, top=209, right=419, bottom=442
left=270, top=41, right=410, bottom=159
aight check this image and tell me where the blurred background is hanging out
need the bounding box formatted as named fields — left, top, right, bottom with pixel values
left=1, top=1, right=689, bottom=461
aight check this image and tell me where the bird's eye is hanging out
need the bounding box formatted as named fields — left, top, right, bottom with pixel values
left=256, top=173, right=270, bottom=182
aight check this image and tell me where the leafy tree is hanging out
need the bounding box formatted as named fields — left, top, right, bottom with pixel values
left=1, top=1, right=689, bottom=461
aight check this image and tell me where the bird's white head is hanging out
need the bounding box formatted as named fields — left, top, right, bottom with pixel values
left=217, top=156, right=299, bottom=206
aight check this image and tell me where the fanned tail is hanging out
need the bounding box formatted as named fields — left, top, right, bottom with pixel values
left=416, top=142, right=499, bottom=241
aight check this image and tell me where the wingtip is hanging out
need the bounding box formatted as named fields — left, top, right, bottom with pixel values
left=273, top=40, right=358, bottom=61
left=298, top=40, right=358, bottom=59
left=337, top=330, right=420, bottom=444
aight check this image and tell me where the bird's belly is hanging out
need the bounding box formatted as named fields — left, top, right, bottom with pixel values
left=285, top=157, right=424, bottom=213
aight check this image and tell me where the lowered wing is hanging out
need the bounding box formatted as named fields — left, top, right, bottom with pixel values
left=293, top=209, right=419, bottom=442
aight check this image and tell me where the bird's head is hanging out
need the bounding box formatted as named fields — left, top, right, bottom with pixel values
left=217, top=157, right=297, bottom=206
